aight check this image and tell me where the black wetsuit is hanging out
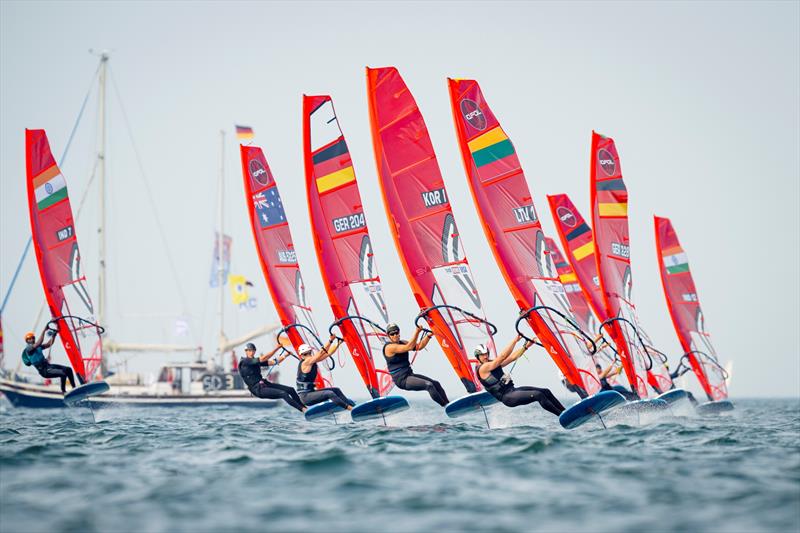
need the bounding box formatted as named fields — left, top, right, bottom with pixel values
left=383, top=341, right=449, bottom=407
left=477, top=364, right=565, bottom=416
left=296, top=361, right=351, bottom=409
left=599, top=374, right=638, bottom=401
left=22, top=346, right=76, bottom=393
left=238, top=357, right=305, bottom=412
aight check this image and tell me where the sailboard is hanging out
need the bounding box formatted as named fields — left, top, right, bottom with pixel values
left=366, top=66, right=494, bottom=394
left=240, top=144, right=329, bottom=391
left=654, top=216, right=730, bottom=404
left=559, top=390, right=626, bottom=429
left=447, top=78, right=600, bottom=398
left=303, top=94, right=408, bottom=419
left=25, top=129, right=106, bottom=397
left=589, top=132, right=675, bottom=398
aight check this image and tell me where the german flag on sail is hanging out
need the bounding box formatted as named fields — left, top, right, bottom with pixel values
left=468, top=126, right=519, bottom=182
left=572, top=241, right=595, bottom=260
left=313, top=138, right=355, bottom=193
left=235, top=125, right=254, bottom=140
left=596, top=178, right=628, bottom=217
left=663, top=245, right=689, bottom=274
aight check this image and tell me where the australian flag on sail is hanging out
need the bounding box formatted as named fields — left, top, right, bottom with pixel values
left=254, top=188, right=286, bottom=228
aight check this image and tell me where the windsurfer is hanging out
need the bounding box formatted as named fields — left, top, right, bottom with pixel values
left=383, top=323, right=449, bottom=407
left=21, top=329, right=77, bottom=394
left=474, top=336, right=565, bottom=416
left=667, top=362, right=699, bottom=406
left=296, top=336, right=354, bottom=410
left=595, top=363, right=638, bottom=401
left=238, top=342, right=306, bottom=412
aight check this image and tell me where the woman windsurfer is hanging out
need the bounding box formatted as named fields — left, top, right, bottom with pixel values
left=474, top=335, right=565, bottom=416
left=296, top=336, right=354, bottom=410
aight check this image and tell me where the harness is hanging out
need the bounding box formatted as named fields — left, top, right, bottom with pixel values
left=383, top=342, right=411, bottom=379
left=476, top=364, right=513, bottom=399
left=296, top=361, right=318, bottom=393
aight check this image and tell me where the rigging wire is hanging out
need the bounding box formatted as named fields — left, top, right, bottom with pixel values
left=107, top=65, right=196, bottom=343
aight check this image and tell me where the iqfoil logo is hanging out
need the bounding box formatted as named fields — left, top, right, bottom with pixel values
left=597, top=148, right=616, bottom=176
left=460, top=99, right=487, bottom=131
left=556, top=206, right=576, bottom=228
left=249, top=159, right=269, bottom=186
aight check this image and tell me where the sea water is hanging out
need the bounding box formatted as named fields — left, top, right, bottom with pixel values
left=1, top=398, right=798, bottom=532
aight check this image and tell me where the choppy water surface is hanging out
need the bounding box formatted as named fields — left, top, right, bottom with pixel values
left=1, top=398, right=798, bottom=532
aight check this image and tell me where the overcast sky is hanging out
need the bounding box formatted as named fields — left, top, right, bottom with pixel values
left=1, top=1, right=797, bottom=399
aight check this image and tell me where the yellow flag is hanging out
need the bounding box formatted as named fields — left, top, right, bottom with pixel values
left=228, top=274, right=249, bottom=305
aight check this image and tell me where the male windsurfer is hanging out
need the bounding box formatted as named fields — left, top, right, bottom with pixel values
left=474, top=336, right=565, bottom=416
left=238, top=342, right=306, bottom=412
left=595, top=363, right=638, bottom=401
left=383, top=323, right=449, bottom=406
left=21, top=329, right=77, bottom=394
left=296, top=336, right=354, bottom=410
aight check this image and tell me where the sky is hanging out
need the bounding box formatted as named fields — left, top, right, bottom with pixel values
left=1, top=1, right=798, bottom=399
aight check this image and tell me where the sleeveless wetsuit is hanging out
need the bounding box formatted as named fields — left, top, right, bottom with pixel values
left=296, top=360, right=351, bottom=409
left=383, top=341, right=448, bottom=407
left=476, top=362, right=565, bottom=416
left=22, top=346, right=76, bottom=393
left=238, top=357, right=305, bottom=411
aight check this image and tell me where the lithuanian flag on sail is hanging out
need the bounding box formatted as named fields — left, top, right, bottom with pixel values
left=468, top=126, right=520, bottom=183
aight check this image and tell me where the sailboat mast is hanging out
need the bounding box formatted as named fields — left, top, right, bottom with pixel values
left=97, top=52, right=109, bottom=334
left=216, top=130, right=226, bottom=364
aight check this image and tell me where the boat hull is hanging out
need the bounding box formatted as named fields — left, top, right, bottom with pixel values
left=0, top=378, right=277, bottom=408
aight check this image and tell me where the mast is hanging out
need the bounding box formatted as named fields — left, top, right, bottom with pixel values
left=97, top=52, right=109, bottom=338
left=216, top=130, right=226, bottom=365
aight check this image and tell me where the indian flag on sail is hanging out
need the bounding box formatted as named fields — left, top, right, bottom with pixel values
left=663, top=245, right=689, bottom=274
left=33, top=164, right=68, bottom=211
left=468, top=126, right=519, bottom=182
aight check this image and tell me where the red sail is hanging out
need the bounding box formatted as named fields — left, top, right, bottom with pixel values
left=547, top=193, right=608, bottom=324
left=240, top=144, right=326, bottom=388
left=655, top=216, right=728, bottom=400
left=589, top=131, right=674, bottom=397
left=545, top=237, right=620, bottom=377
left=25, top=129, right=102, bottom=381
left=367, top=67, right=494, bottom=393
left=447, top=78, right=599, bottom=395
left=303, top=94, right=393, bottom=398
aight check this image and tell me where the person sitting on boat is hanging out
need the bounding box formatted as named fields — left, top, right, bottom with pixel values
left=383, top=323, right=449, bottom=407
left=474, top=336, right=565, bottom=416
left=21, top=329, right=78, bottom=394
left=238, top=342, right=306, bottom=412
left=296, top=337, right=354, bottom=411
left=595, top=363, right=638, bottom=401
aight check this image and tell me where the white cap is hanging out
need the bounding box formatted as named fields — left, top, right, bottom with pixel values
left=298, top=343, right=313, bottom=355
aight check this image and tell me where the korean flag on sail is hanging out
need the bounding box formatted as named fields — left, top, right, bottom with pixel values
left=254, top=188, right=286, bottom=228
